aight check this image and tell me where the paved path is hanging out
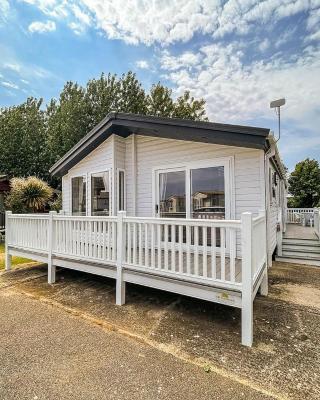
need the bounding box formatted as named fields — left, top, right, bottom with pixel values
left=0, top=288, right=272, bottom=400
left=0, top=261, right=320, bottom=399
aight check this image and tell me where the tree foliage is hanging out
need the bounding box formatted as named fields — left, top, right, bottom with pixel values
left=0, top=98, right=48, bottom=180
left=5, top=176, right=53, bottom=213
left=288, top=159, right=320, bottom=208
left=0, top=71, right=207, bottom=188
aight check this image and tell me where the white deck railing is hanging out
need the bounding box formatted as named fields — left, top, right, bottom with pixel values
left=5, top=210, right=267, bottom=346
left=314, top=208, right=320, bottom=239
left=6, top=211, right=266, bottom=289
left=286, top=208, right=314, bottom=224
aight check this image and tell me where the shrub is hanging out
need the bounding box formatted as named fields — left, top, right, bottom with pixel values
left=6, top=177, right=53, bottom=213
left=49, top=192, right=62, bottom=212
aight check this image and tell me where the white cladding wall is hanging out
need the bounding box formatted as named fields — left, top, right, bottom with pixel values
left=129, top=135, right=265, bottom=219
left=63, top=134, right=266, bottom=218
left=62, top=136, right=113, bottom=213
left=61, top=134, right=268, bottom=258
left=267, top=161, right=280, bottom=259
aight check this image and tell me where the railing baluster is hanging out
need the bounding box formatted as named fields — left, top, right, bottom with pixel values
left=164, top=224, right=168, bottom=270
left=112, top=221, right=117, bottom=261
left=171, top=224, right=175, bottom=273
left=221, top=228, right=226, bottom=281
left=229, top=228, right=236, bottom=282
left=203, top=227, right=208, bottom=278
left=211, top=227, right=216, bottom=280
left=151, top=223, right=155, bottom=268
left=145, top=223, right=149, bottom=268
left=194, top=226, right=199, bottom=276
left=157, top=224, right=161, bottom=270
left=179, top=225, right=183, bottom=274
left=139, top=223, right=143, bottom=266
left=186, top=225, right=191, bottom=275
left=132, top=223, right=137, bottom=265
left=128, top=222, right=132, bottom=264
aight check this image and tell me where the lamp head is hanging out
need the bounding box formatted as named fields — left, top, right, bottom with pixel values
left=270, top=98, right=286, bottom=108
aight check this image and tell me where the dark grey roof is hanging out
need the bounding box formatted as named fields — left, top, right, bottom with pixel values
left=50, top=112, right=270, bottom=177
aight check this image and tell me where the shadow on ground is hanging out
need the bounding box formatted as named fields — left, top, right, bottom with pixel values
left=1, top=261, right=319, bottom=399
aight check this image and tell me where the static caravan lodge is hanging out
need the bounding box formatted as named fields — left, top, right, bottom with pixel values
left=5, top=113, right=287, bottom=346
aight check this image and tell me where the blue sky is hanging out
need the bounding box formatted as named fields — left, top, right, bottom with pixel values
left=0, top=1, right=320, bottom=171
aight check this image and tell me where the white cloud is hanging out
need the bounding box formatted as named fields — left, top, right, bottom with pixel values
left=0, top=0, right=9, bottom=23
left=22, top=0, right=68, bottom=19
left=21, top=0, right=320, bottom=46
left=259, top=39, right=270, bottom=52
left=161, top=50, right=201, bottom=71
left=135, top=60, right=149, bottom=69
left=160, top=42, right=320, bottom=141
left=28, top=20, right=56, bottom=33
left=3, top=62, right=21, bottom=72
left=1, top=81, right=19, bottom=89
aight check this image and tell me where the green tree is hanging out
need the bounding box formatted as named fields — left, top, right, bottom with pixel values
left=0, top=71, right=207, bottom=190
left=46, top=82, right=90, bottom=165
left=172, top=91, right=208, bottom=121
left=288, top=159, right=320, bottom=207
left=5, top=176, right=53, bottom=213
left=85, top=73, right=120, bottom=130
left=0, top=98, right=49, bottom=180
left=117, top=71, right=148, bottom=114
left=147, top=83, right=174, bottom=117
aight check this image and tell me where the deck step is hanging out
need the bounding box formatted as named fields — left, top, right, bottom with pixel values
left=275, top=256, right=320, bottom=266
left=282, top=238, right=320, bottom=246
left=282, top=245, right=320, bottom=253
left=282, top=250, right=320, bottom=260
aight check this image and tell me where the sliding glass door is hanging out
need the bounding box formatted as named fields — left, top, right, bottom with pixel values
left=157, top=169, right=186, bottom=218
left=156, top=163, right=228, bottom=220
left=191, top=166, right=225, bottom=220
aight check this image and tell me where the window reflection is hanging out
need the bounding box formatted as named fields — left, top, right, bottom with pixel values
left=159, top=171, right=186, bottom=218
left=72, top=176, right=86, bottom=216
left=91, top=172, right=110, bottom=216
left=191, top=166, right=225, bottom=219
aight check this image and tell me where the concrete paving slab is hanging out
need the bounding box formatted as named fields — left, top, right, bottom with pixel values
left=1, top=261, right=320, bottom=399
left=0, top=289, right=272, bottom=400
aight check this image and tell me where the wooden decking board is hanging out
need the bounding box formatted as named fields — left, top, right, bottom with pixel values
left=284, top=224, right=318, bottom=240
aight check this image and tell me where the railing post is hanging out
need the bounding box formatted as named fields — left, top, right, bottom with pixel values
left=259, top=210, right=268, bottom=296
left=241, top=212, right=253, bottom=347
left=47, top=211, right=57, bottom=284
left=5, top=211, right=12, bottom=271
left=116, top=211, right=126, bottom=305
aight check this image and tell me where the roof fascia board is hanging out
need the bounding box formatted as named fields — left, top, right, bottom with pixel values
left=50, top=113, right=270, bottom=177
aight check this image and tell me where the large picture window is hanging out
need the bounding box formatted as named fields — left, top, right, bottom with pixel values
left=91, top=171, right=110, bottom=216
left=72, top=176, right=86, bottom=216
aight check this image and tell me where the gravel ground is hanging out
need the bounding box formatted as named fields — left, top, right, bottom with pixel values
left=0, top=261, right=319, bottom=400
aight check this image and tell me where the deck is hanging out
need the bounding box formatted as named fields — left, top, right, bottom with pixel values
left=284, top=224, right=318, bottom=240
left=4, top=211, right=268, bottom=346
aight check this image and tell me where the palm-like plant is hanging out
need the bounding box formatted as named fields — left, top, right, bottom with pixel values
left=6, top=177, right=53, bottom=213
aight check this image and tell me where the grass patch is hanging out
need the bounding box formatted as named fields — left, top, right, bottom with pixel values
left=0, top=242, right=33, bottom=270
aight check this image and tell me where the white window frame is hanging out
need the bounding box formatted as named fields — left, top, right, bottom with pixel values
left=152, top=157, right=235, bottom=219
left=69, top=169, right=112, bottom=216
left=89, top=169, right=112, bottom=216
left=117, top=168, right=126, bottom=212
left=70, top=173, right=87, bottom=216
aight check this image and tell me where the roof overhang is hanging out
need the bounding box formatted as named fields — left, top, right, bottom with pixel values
left=50, top=112, right=270, bottom=177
